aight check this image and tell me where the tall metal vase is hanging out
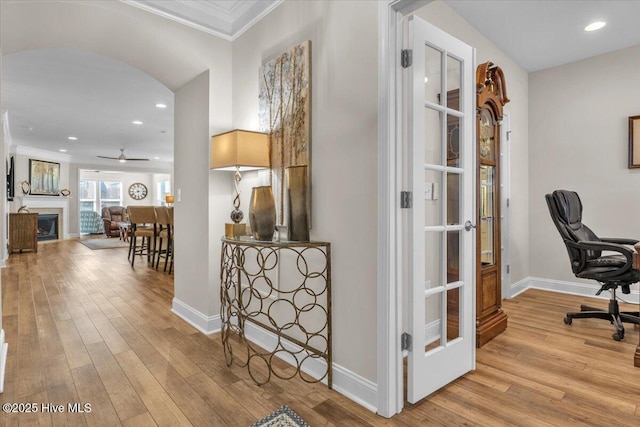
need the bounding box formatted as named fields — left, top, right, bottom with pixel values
left=285, top=165, right=310, bottom=241
left=249, top=186, right=276, bottom=241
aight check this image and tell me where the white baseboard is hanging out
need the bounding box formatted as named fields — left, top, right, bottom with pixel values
left=171, top=298, right=221, bottom=335
left=508, top=276, right=640, bottom=304
left=242, top=321, right=378, bottom=413
left=0, top=329, right=7, bottom=393
left=509, top=276, right=532, bottom=298
left=425, top=319, right=440, bottom=345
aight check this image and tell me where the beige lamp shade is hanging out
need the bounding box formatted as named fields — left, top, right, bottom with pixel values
left=210, top=130, right=270, bottom=170
left=165, top=195, right=174, bottom=204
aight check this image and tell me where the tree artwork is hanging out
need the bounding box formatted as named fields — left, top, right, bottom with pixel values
left=259, top=40, right=311, bottom=226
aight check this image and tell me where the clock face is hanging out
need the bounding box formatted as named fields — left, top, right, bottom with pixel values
left=128, top=183, right=148, bottom=200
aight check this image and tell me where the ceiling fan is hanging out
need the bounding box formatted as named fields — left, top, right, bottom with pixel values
left=97, top=148, right=149, bottom=163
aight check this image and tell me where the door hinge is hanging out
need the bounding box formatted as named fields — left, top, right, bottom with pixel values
left=400, top=191, right=413, bottom=209
left=401, top=332, right=413, bottom=351
left=401, top=49, right=413, bottom=68
left=507, top=265, right=510, bottom=274
left=507, top=198, right=510, bottom=208
left=506, top=130, right=511, bottom=141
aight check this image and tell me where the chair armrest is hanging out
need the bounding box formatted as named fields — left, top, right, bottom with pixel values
left=600, top=237, right=639, bottom=245
left=568, top=240, right=634, bottom=278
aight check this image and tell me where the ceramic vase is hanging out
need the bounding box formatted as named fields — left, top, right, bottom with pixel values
left=249, top=186, right=276, bottom=241
left=285, top=165, right=310, bottom=241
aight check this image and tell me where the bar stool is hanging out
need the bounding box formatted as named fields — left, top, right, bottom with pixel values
left=154, top=206, right=172, bottom=271
left=167, top=207, right=174, bottom=273
left=127, top=206, right=157, bottom=268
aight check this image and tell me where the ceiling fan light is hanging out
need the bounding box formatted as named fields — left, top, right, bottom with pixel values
left=119, top=158, right=126, bottom=163
left=584, top=21, right=606, bottom=32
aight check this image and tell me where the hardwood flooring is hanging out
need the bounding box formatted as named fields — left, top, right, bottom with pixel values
left=1, top=239, right=639, bottom=426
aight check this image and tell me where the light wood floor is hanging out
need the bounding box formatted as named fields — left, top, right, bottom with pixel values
left=1, top=239, right=639, bottom=426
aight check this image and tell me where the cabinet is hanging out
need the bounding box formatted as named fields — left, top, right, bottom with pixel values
left=220, top=237, right=332, bottom=387
left=9, top=213, right=38, bottom=253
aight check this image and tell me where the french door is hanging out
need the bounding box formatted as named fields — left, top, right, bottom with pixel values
left=406, top=15, right=475, bottom=403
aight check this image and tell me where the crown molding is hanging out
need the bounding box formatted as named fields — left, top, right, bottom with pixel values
left=14, top=145, right=72, bottom=163
left=121, top=0, right=283, bottom=41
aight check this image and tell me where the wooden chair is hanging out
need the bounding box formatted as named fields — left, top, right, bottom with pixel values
left=127, top=206, right=156, bottom=268
left=154, top=206, right=172, bottom=272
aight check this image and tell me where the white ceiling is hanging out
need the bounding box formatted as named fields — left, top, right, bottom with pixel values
left=2, top=49, right=174, bottom=170
left=444, top=0, right=640, bottom=72
left=3, top=0, right=640, bottom=170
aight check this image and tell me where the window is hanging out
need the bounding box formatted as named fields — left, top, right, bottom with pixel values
left=80, top=179, right=123, bottom=212
left=100, top=181, right=123, bottom=210
left=79, top=180, right=96, bottom=212
left=157, top=180, right=171, bottom=205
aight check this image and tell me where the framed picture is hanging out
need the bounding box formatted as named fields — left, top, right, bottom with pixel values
left=629, top=116, right=640, bottom=168
left=29, top=159, right=60, bottom=195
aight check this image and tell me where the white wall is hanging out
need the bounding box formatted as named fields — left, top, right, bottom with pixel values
left=232, top=0, right=379, bottom=382
left=174, top=71, right=216, bottom=325
left=10, top=147, right=71, bottom=204
left=529, top=44, right=640, bottom=287
left=0, top=30, right=7, bottom=392
left=414, top=0, right=530, bottom=285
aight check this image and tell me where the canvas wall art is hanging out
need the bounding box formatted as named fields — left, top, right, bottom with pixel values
left=29, top=159, right=60, bottom=195
left=259, top=40, right=311, bottom=226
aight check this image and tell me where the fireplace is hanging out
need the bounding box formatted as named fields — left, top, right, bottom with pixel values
left=38, top=214, right=59, bottom=241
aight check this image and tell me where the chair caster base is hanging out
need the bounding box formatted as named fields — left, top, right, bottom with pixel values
left=612, top=331, right=624, bottom=341
left=564, top=317, right=572, bottom=325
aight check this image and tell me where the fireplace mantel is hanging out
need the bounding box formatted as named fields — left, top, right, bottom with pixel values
left=16, top=196, right=71, bottom=239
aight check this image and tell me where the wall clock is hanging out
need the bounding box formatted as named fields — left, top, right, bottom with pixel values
left=128, top=183, right=148, bottom=200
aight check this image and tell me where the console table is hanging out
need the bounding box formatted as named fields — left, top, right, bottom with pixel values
left=220, top=237, right=332, bottom=387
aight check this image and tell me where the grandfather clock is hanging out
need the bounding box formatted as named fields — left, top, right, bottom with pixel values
left=476, top=61, right=509, bottom=347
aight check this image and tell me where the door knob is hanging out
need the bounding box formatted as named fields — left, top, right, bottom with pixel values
left=464, top=220, right=476, bottom=231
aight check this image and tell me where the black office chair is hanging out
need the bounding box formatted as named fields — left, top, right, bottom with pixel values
left=545, top=190, right=639, bottom=341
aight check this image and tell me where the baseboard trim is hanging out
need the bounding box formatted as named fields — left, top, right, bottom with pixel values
left=171, top=298, right=221, bottom=335
left=509, top=277, right=532, bottom=298
left=242, top=321, right=378, bottom=413
left=509, top=276, right=639, bottom=304
left=0, top=330, right=7, bottom=393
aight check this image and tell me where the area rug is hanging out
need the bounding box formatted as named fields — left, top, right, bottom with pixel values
left=80, top=238, right=129, bottom=250
left=251, top=406, right=309, bottom=427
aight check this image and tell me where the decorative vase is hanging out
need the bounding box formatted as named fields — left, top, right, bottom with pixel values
left=249, top=186, right=276, bottom=241
left=285, top=165, right=310, bottom=241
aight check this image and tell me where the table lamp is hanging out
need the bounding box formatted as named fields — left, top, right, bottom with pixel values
left=165, top=194, right=174, bottom=206
left=210, top=130, right=270, bottom=237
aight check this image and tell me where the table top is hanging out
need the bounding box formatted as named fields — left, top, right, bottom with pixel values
left=222, top=236, right=329, bottom=247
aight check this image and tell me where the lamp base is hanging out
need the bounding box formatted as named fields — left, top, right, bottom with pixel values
left=225, top=223, right=246, bottom=238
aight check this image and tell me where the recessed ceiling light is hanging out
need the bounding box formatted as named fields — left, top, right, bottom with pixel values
left=67, top=136, right=78, bottom=140
left=132, top=120, right=143, bottom=125
left=424, top=76, right=429, bottom=83
left=59, top=149, right=67, bottom=152
left=154, top=156, right=160, bottom=160
left=155, top=103, right=167, bottom=109
left=585, top=21, right=606, bottom=32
